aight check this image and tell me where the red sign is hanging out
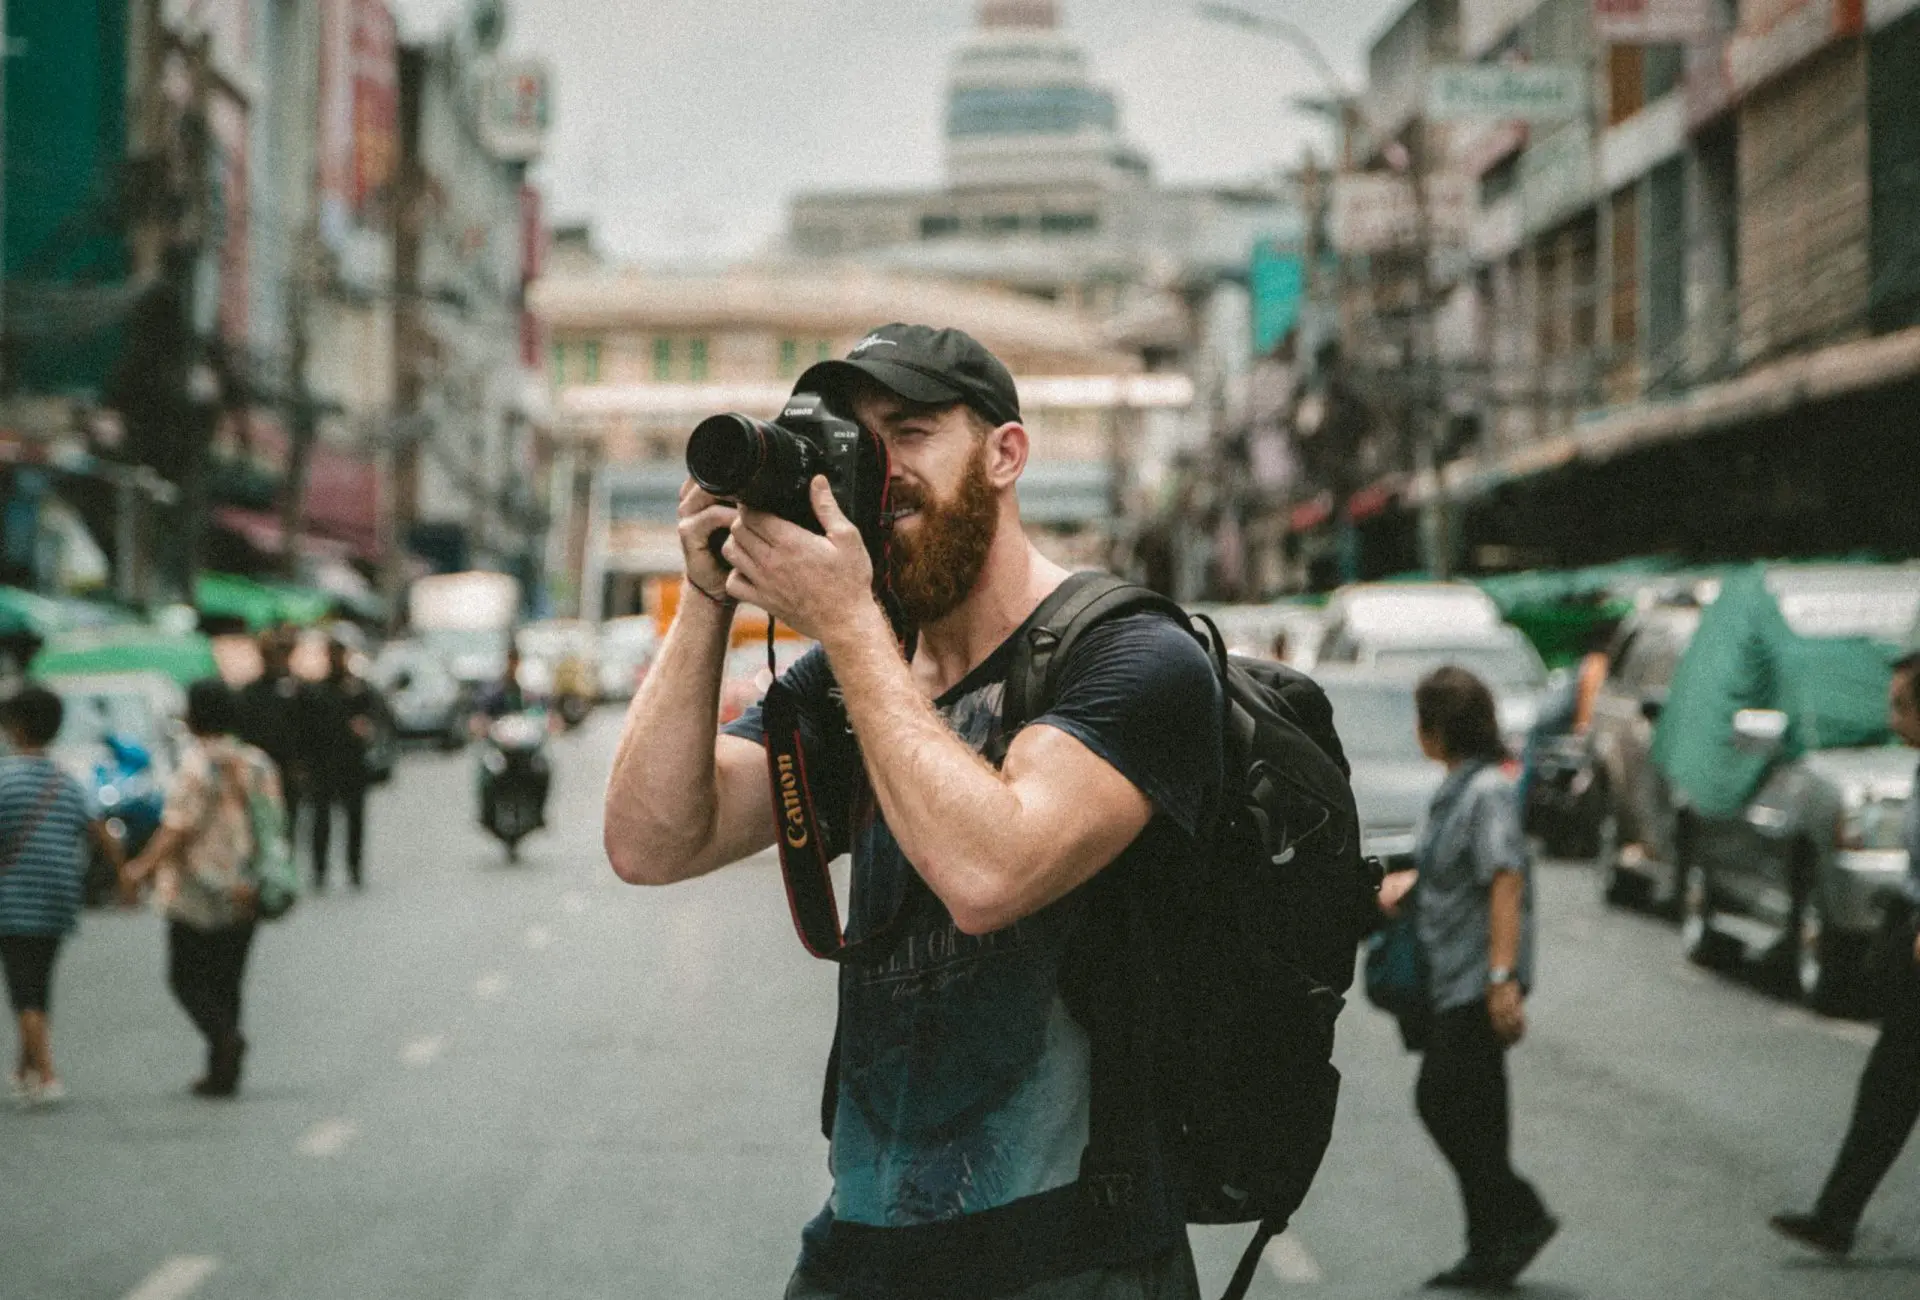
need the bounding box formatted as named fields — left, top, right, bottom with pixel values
left=319, top=0, right=397, bottom=229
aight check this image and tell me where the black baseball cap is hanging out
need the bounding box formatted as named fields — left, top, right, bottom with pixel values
left=795, top=324, right=1022, bottom=428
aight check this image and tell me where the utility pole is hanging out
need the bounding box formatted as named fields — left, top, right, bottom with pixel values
left=278, top=220, right=319, bottom=579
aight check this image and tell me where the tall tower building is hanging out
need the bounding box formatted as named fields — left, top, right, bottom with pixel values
left=945, top=0, right=1149, bottom=189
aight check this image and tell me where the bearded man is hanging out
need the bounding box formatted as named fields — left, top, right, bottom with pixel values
left=604, top=325, right=1220, bottom=1300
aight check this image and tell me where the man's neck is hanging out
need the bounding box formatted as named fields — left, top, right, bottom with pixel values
left=911, top=514, right=1071, bottom=695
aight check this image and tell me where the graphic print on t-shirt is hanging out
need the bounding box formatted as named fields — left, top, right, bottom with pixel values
left=827, top=674, right=1092, bottom=1226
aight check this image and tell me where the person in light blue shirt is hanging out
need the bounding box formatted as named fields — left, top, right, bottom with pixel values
left=1773, top=651, right=1920, bottom=1257
left=1406, top=667, right=1557, bottom=1291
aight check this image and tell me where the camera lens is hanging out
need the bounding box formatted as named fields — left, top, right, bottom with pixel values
left=686, top=415, right=768, bottom=498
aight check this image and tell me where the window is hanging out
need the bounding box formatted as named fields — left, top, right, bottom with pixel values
left=550, top=340, right=566, bottom=385
left=816, top=340, right=832, bottom=363
left=920, top=214, right=961, bottom=239
left=779, top=338, right=799, bottom=377
left=689, top=338, right=709, bottom=382
left=653, top=337, right=673, bottom=381
left=983, top=213, right=1024, bottom=235
left=582, top=339, right=602, bottom=384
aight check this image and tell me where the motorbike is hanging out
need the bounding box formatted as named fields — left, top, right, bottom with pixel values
left=477, top=713, right=552, bottom=860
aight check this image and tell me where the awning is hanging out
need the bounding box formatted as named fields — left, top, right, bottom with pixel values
left=194, top=573, right=335, bottom=630
left=1413, top=323, right=1920, bottom=504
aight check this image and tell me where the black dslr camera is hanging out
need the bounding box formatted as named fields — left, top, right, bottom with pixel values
left=686, top=393, right=890, bottom=568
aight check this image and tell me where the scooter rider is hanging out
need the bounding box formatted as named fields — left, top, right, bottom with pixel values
left=475, top=645, right=549, bottom=836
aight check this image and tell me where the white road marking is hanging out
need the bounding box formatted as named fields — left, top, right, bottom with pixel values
left=474, top=973, right=508, bottom=1001
left=400, top=1035, right=447, bottom=1067
left=124, top=1257, right=219, bottom=1300
left=1263, top=1232, right=1324, bottom=1285
left=525, top=924, right=554, bottom=951
left=559, top=890, right=589, bottom=915
left=296, top=1118, right=360, bottom=1159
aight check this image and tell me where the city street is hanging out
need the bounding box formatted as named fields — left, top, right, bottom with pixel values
left=5, top=714, right=1918, bottom=1300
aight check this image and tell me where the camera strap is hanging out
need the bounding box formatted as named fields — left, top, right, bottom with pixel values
left=761, top=622, right=910, bottom=964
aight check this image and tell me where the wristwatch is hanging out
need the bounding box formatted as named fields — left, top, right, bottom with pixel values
left=1487, top=967, right=1517, bottom=986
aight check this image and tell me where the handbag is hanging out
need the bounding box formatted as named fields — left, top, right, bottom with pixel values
left=1364, top=902, right=1432, bottom=1051
left=210, top=756, right=299, bottom=922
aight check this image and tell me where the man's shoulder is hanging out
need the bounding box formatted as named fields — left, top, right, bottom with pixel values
left=1051, top=602, right=1214, bottom=690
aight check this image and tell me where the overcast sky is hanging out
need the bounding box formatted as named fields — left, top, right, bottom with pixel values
left=395, top=0, right=1407, bottom=265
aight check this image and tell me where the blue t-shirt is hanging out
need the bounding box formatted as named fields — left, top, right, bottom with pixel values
left=724, top=605, right=1220, bottom=1298
left=0, top=756, right=94, bottom=936
left=1414, top=760, right=1536, bottom=1014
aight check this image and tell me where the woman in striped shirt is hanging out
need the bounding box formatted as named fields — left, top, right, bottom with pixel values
left=0, top=686, right=122, bottom=1106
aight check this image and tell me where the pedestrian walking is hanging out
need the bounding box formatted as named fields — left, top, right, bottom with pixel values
left=1405, top=666, right=1558, bottom=1290
left=122, top=681, right=283, bottom=1098
left=237, top=625, right=308, bottom=840
left=302, top=630, right=386, bottom=889
left=605, top=326, right=1221, bottom=1299
left=1770, top=650, right=1920, bottom=1257
left=0, top=687, right=117, bottom=1107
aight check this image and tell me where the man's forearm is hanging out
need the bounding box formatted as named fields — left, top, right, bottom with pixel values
left=820, top=602, right=1031, bottom=932
left=604, top=597, right=734, bottom=880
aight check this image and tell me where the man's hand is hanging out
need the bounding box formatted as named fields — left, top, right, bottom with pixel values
left=677, top=479, right=740, bottom=606
left=721, top=477, right=879, bottom=646
left=1488, top=980, right=1526, bottom=1046
left=1911, top=927, right=1920, bottom=967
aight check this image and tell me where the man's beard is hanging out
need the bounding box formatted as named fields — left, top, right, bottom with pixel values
left=887, top=443, right=1000, bottom=628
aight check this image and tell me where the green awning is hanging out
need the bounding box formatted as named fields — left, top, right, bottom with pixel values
left=195, top=573, right=334, bottom=630
left=31, top=625, right=218, bottom=688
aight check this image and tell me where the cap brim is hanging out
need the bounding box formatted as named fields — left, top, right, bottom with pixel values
left=794, top=358, right=966, bottom=410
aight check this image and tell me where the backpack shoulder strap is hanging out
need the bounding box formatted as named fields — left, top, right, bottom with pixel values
left=999, top=572, right=1192, bottom=742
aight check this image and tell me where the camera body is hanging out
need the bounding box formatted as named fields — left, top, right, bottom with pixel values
left=686, top=393, right=890, bottom=571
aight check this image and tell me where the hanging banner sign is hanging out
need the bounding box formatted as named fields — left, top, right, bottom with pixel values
left=1427, top=64, right=1586, bottom=122
left=1592, top=0, right=1718, bottom=43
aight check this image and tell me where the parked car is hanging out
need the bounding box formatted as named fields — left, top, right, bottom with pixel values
left=1317, top=582, right=1502, bottom=663
left=370, top=640, right=469, bottom=750
left=40, top=671, right=184, bottom=905
left=598, top=615, right=660, bottom=699
left=1587, top=600, right=1703, bottom=910
left=1190, top=602, right=1327, bottom=668
left=1317, top=669, right=1443, bottom=872
left=1319, top=623, right=1550, bottom=756
left=1672, top=564, right=1920, bottom=1009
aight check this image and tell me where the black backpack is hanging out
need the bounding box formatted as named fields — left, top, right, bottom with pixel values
left=997, top=573, right=1380, bottom=1300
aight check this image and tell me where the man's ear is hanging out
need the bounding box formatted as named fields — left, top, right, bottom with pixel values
left=986, top=421, right=1028, bottom=488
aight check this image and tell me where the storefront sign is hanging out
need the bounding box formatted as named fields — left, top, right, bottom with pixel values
left=1428, top=64, right=1586, bottom=122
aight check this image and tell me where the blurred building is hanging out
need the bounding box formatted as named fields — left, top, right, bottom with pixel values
left=390, top=4, right=551, bottom=589
left=1288, top=0, right=1920, bottom=583
left=0, top=0, right=549, bottom=619
left=530, top=257, right=1189, bottom=619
